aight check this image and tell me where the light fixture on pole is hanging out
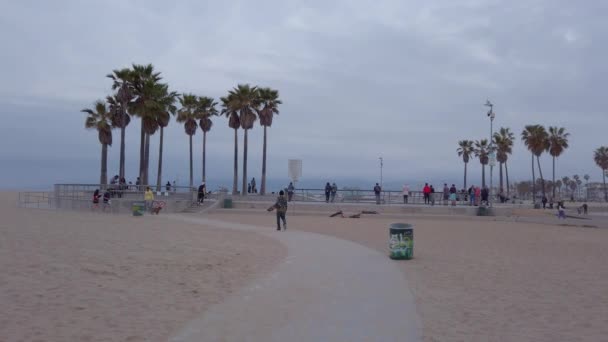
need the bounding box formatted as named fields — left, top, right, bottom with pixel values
left=485, top=100, right=496, bottom=207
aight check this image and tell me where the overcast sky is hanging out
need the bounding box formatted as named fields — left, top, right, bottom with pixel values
left=1, top=0, right=607, bottom=190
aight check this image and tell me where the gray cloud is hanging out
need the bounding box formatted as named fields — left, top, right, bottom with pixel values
left=1, top=0, right=607, bottom=190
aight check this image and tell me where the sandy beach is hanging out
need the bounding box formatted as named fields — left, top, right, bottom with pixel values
left=4, top=189, right=608, bottom=341
left=208, top=210, right=608, bottom=342
left=0, top=193, right=286, bottom=341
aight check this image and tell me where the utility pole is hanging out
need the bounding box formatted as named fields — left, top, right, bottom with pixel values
left=379, top=156, right=384, bottom=189
left=485, top=100, right=496, bottom=208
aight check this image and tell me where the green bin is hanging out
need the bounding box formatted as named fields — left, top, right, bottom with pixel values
left=477, top=206, right=493, bottom=216
left=132, top=201, right=145, bottom=216
left=223, top=198, right=233, bottom=209
left=389, top=223, right=413, bottom=260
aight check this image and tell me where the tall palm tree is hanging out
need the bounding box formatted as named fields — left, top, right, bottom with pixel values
left=574, top=175, right=582, bottom=200
left=457, top=140, right=474, bottom=190
left=493, top=127, right=514, bottom=195
left=594, top=146, right=608, bottom=202
left=154, top=86, right=178, bottom=191
left=82, top=101, right=112, bottom=186
left=522, top=125, right=549, bottom=202
left=221, top=95, right=240, bottom=194
left=228, top=84, right=259, bottom=195
left=130, top=64, right=162, bottom=186
left=198, top=96, right=218, bottom=184
left=584, top=174, right=590, bottom=200
left=257, top=87, right=282, bottom=195
left=474, top=139, right=489, bottom=188
left=107, top=68, right=134, bottom=180
left=556, top=179, right=563, bottom=196
left=177, top=94, right=200, bottom=189
left=547, top=127, right=569, bottom=199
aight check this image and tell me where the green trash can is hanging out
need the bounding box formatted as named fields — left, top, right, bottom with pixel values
left=389, top=223, right=413, bottom=260
left=477, top=206, right=493, bottom=216
left=132, top=201, right=145, bottom=216
left=223, top=198, right=233, bottom=209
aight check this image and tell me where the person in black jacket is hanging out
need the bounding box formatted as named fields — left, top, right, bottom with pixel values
left=324, top=182, right=331, bottom=203
left=197, top=182, right=206, bottom=205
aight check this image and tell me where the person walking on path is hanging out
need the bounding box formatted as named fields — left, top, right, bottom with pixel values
left=542, top=195, right=548, bottom=209
left=481, top=187, right=489, bottom=206
left=468, top=186, right=474, bottom=206
left=324, top=182, right=332, bottom=203
left=402, top=184, right=410, bottom=204
left=474, top=186, right=481, bottom=206
left=423, top=183, right=431, bottom=204
left=92, top=189, right=101, bottom=210
left=330, top=182, right=338, bottom=202
left=166, top=181, right=171, bottom=193
left=251, top=177, right=257, bottom=193
left=430, top=185, right=436, bottom=206
left=443, top=183, right=450, bottom=205
left=102, top=190, right=111, bottom=212
left=197, top=182, right=206, bottom=205
left=287, top=182, right=295, bottom=202
left=449, top=184, right=457, bottom=206
left=144, top=187, right=154, bottom=212
left=374, top=183, right=382, bottom=204
left=268, top=190, right=288, bottom=231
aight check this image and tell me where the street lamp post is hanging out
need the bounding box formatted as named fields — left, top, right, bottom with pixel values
left=485, top=100, right=496, bottom=207
left=379, top=157, right=384, bottom=189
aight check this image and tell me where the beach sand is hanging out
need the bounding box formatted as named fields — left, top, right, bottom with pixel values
left=0, top=193, right=287, bottom=342
left=209, top=211, right=608, bottom=342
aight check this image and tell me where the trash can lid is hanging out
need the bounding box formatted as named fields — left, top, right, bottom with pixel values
left=390, top=223, right=412, bottom=229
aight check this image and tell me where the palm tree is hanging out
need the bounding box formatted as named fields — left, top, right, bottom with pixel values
left=198, top=96, right=218, bottom=184
left=257, top=87, right=282, bottom=195
left=177, top=94, right=200, bottom=189
left=594, top=146, right=608, bottom=202
left=221, top=95, right=240, bottom=194
left=493, top=127, right=514, bottom=195
left=562, top=176, right=570, bottom=199
left=154, top=86, right=178, bottom=191
left=522, top=125, right=549, bottom=202
left=130, top=64, right=162, bottom=186
left=474, top=139, right=489, bottom=188
left=228, top=84, right=260, bottom=195
left=547, top=127, right=569, bottom=199
left=555, top=179, right=563, bottom=196
left=584, top=174, right=590, bottom=200
left=457, top=140, right=474, bottom=190
left=107, top=68, right=134, bottom=180
left=82, top=101, right=112, bottom=186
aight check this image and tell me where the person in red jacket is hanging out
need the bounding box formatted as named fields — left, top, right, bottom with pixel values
left=423, top=183, right=431, bottom=204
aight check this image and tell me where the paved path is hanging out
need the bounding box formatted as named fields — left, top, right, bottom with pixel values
left=167, top=216, right=421, bottom=342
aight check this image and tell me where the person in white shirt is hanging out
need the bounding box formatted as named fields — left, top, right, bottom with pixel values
left=402, top=184, right=410, bottom=204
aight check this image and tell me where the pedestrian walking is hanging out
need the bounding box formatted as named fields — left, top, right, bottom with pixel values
left=423, top=183, right=431, bottom=204
left=331, top=182, right=338, bottom=202
left=443, top=183, right=449, bottom=205
left=251, top=177, right=257, bottom=193
left=144, top=187, right=154, bottom=212
left=474, top=186, right=481, bottom=206
left=197, top=182, right=206, bottom=205
left=374, top=183, right=382, bottom=204
left=430, top=185, right=436, bottom=206
left=92, top=189, right=100, bottom=210
left=402, top=184, right=410, bottom=204
left=324, top=182, right=331, bottom=203
left=267, top=190, right=288, bottom=231
left=287, top=182, right=295, bottom=201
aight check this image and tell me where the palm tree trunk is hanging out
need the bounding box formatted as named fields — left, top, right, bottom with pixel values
left=261, top=125, right=267, bottom=195
left=603, top=170, right=607, bottom=202
left=505, top=161, right=510, bottom=196
left=101, top=143, right=108, bottom=186
left=233, top=128, right=238, bottom=195
left=482, top=164, right=486, bottom=188
left=242, top=129, right=248, bottom=196
left=202, top=131, right=207, bottom=183
left=156, top=127, right=164, bottom=192
left=189, top=135, right=193, bottom=189
left=464, top=162, right=467, bottom=190
left=536, top=156, right=546, bottom=198
left=531, top=153, right=536, bottom=203
left=552, top=156, right=556, bottom=200
left=119, top=109, right=126, bottom=179
left=139, top=121, right=145, bottom=188
left=144, top=133, right=151, bottom=186
left=499, top=162, right=504, bottom=192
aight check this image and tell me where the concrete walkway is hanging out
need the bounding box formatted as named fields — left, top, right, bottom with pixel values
left=166, top=216, right=421, bottom=342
